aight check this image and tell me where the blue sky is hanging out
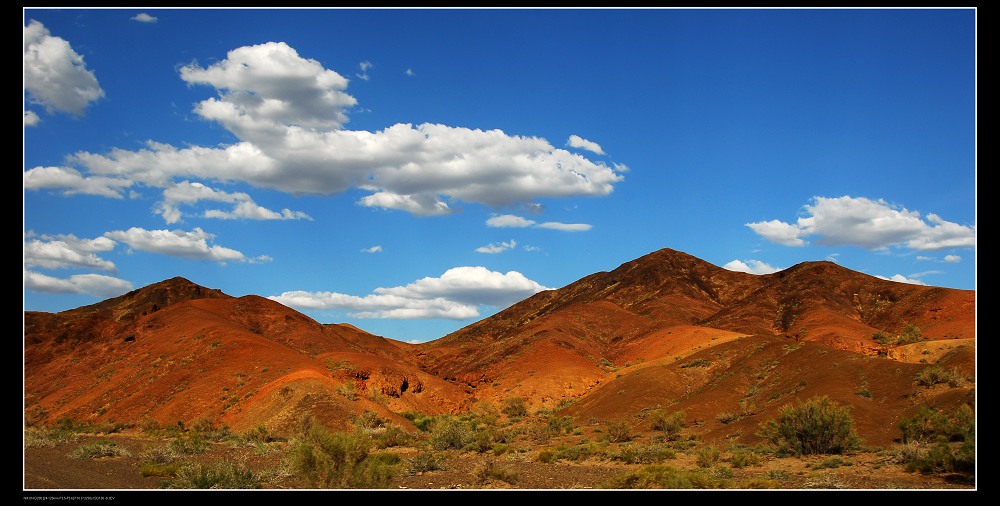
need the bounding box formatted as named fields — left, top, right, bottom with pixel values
left=23, top=8, right=977, bottom=343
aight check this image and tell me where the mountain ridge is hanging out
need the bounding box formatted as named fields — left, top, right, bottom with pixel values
left=23, top=247, right=975, bottom=449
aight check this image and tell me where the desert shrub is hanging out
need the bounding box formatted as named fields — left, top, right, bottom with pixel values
left=604, top=420, right=635, bottom=443
left=610, top=442, right=676, bottom=464
left=501, top=397, right=529, bottom=419
left=165, top=460, right=262, bottom=489
left=141, top=461, right=185, bottom=478
left=811, top=456, right=851, bottom=469
left=407, top=450, right=444, bottom=474
left=141, top=419, right=162, bottom=434
left=648, top=409, right=685, bottom=438
left=337, top=382, right=359, bottom=401
left=399, top=411, right=434, bottom=432
left=903, top=440, right=975, bottom=475
left=84, top=421, right=128, bottom=435
left=354, top=410, right=386, bottom=430
left=740, top=478, right=781, bottom=489
left=428, top=416, right=474, bottom=451
left=602, top=465, right=731, bottom=489
left=539, top=440, right=606, bottom=462
left=140, top=445, right=178, bottom=464
left=23, top=426, right=78, bottom=448
left=190, top=417, right=230, bottom=441
left=696, top=445, right=720, bottom=467
left=914, top=366, right=961, bottom=387
left=473, top=403, right=502, bottom=427
left=170, top=434, right=208, bottom=454
left=897, top=323, right=924, bottom=344
left=728, top=447, right=763, bottom=468
left=371, top=424, right=410, bottom=449
left=896, top=404, right=975, bottom=475
left=140, top=445, right=184, bottom=478
left=288, top=418, right=399, bottom=489
left=757, top=396, right=862, bottom=456
left=69, top=441, right=132, bottom=459
left=680, top=359, right=710, bottom=368
left=537, top=449, right=556, bottom=463
left=473, top=460, right=518, bottom=486
left=871, top=331, right=894, bottom=345
left=241, top=425, right=278, bottom=445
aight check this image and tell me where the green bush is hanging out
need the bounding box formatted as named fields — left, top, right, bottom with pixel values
left=501, top=397, right=528, bottom=419
left=69, top=441, right=132, bottom=459
left=289, top=418, right=399, bottom=488
left=165, top=461, right=262, bottom=489
left=473, top=460, right=518, bottom=486
left=728, top=447, right=762, bottom=468
left=427, top=416, right=474, bottom=451
left=602, top=465, right=731, bottom=489
left=648, top=409, right=685, bottom=438
left=354, top=410, right=386, bottom=430
left=757, top=396, right=862, bottom=456
left=696, top=445, right=720, bottom=467
left=896, top=404, right=975, bottom=476
left=604, top=420, right=634, bottom=443
left=914, top=366, right=962, bottom=387
left=610, top=442, right=676, bottom=464
left=170, top=434, right=208, bottom=454
left=371, top=424, right=410, bottom=449
left=407, top=450, right=444, bottom=474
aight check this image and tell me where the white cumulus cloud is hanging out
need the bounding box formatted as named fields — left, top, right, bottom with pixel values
left=25, top=41, right=623, bottom=219
left=23, top=20, right=105, bottom=117
left=875, top=274, right=928, bottom=285
left=269, top=266, right=550, bottom=320
left=24, top=232, right=117, bottom=271
left=103, top=227, right=248, bottom=263
left=24, top=270, right=132, bottom=298
left=723, top=259, right=783, bottom=275
left=132, top=13, right=157, bottom=23
left=155, top=181, right=311, bottom=224
left=362, top=245, right=383, bottom=253
left=746, top=196, right=976, bottom=251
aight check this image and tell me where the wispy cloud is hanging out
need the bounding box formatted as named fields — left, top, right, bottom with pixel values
left=362, top=245, right=383, bottom=253
left=476, top=240, right=517, bottom=254
left=131, top=13, right=157, bottom=23
left=356, top=60, right=373, bottom=81
left=747, top=196, right=976, bottom=251
left=486, top=214, right=592, bottom=232
left=567, top=134, right=605, bottom=155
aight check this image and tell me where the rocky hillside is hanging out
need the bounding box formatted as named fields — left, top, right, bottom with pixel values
left=23, top=248, right=975, bottom=448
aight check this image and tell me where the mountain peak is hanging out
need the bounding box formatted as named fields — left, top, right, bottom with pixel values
left=63, top=276, right=231, bottom=320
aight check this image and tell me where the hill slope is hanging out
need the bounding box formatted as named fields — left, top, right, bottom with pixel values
left=23, top=248, right=975, bottom=449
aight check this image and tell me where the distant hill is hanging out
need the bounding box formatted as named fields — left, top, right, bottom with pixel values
left=23, top=248, right=975, bottom=447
